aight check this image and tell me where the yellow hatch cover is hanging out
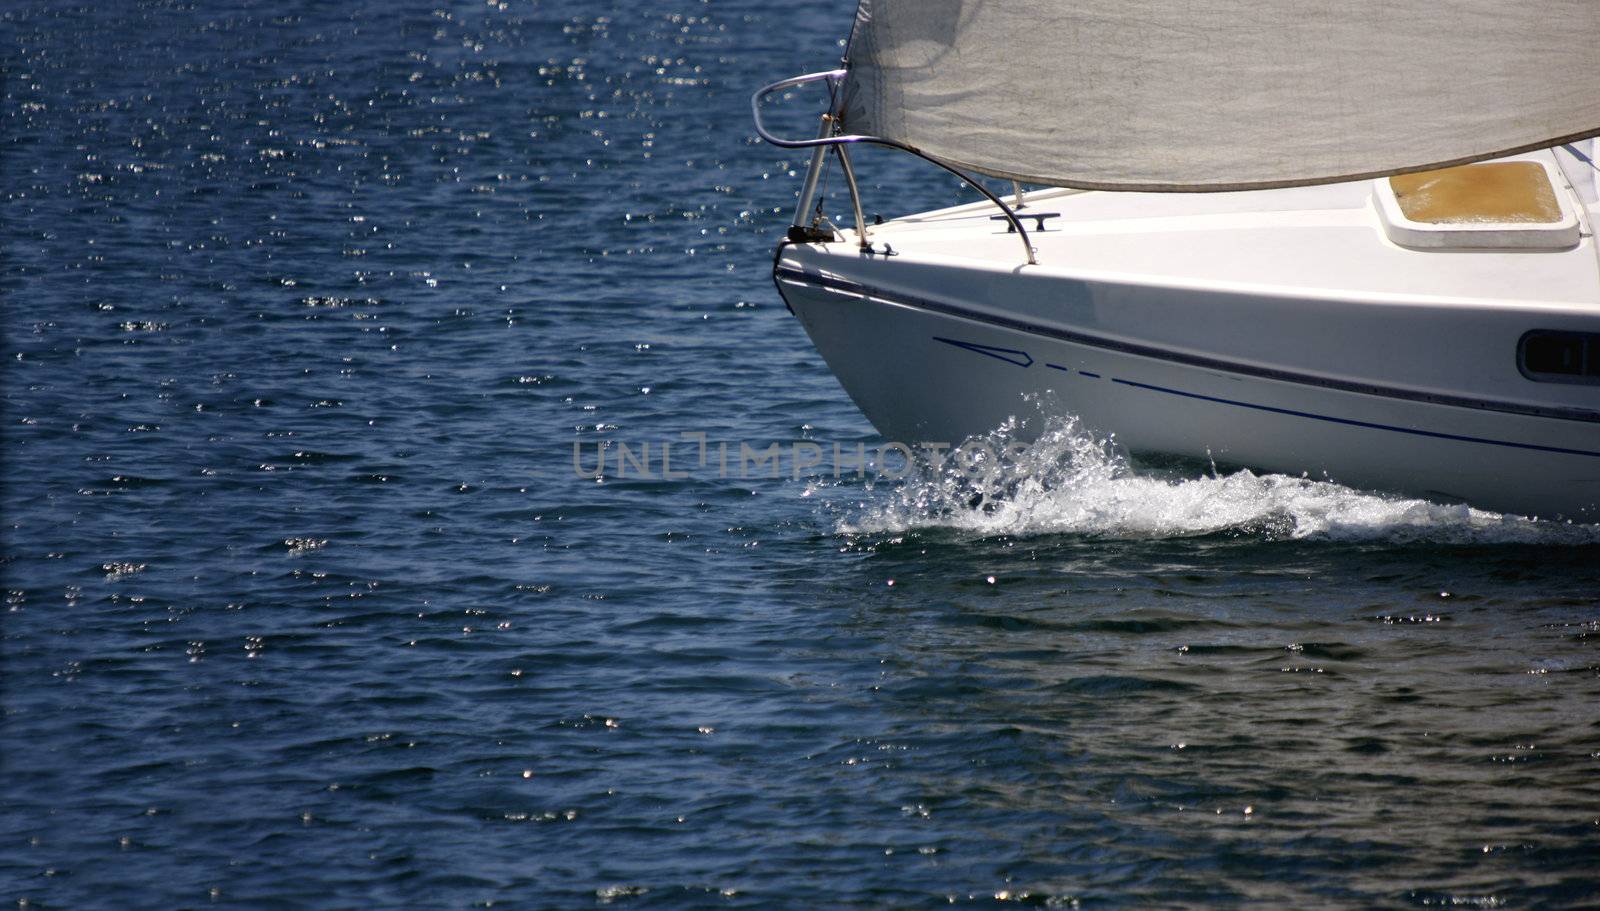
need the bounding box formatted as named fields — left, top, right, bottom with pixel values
left=1389, top=162, right=1562, bottom=224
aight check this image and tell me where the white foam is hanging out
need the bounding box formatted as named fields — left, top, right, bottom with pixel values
left=819, top=416, right=1600, bottom=545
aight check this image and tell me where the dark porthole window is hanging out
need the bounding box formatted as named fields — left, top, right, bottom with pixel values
left=1519, top=330, right=1600, bottom=384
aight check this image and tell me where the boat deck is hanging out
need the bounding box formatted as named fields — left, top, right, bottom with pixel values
left=843, top=146, right=1600, bottom=312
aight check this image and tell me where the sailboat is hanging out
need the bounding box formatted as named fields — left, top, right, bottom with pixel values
left=754, top=1, right=1600, bottom=520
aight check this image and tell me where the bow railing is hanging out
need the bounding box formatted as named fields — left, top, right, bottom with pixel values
left=751, top=69, right=1037, bottom=265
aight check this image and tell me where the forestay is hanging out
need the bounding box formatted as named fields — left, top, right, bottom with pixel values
left=840, top=0, right=1600, bottom=191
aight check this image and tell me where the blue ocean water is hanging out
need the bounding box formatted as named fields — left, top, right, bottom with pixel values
left=3, top=1, right=1599, bottom=907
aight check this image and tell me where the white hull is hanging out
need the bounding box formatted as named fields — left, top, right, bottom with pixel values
left=773, top=149, right=1600, bottom=520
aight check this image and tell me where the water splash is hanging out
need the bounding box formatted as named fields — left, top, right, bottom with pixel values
left=827, top=416, right=1600, bottom=544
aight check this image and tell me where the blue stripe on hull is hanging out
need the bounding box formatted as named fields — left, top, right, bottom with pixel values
left=1110, top=378, right=1600, bottom=459
left=773, top=265, right=1600, bottom=426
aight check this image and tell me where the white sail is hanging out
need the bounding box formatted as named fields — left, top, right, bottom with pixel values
left=840, top=0, right=1600, bottom=191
